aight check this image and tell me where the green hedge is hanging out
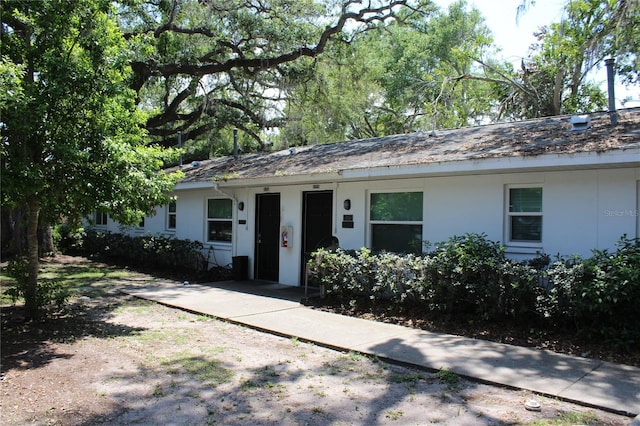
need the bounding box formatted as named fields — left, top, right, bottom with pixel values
left=308, top=233, right=640, bottom=344
left=56, top=226, right=207, bottom=273
left=544, top=236, right=640, bottom=345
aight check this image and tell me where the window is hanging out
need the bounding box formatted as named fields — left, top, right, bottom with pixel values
left=138, top=217, right=145, bottom=229
left=370, top=192, right=423, bottom=253
left=95, top=211, right=108, bottom=226
left=506, top=186, right=542, bottom=244
left=207, top=198, right=232, bottom=242
left=167, top=200, right=177, bottom=230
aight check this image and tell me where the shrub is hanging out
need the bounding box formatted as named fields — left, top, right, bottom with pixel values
left=425, top=233, right=541, bottom=320
left=309, top=231, right=640, bottom=348
left=54, top=224, right=87, bottom=254
left=309, top=233, right=542, bottom=321
left=57, top=228, right=208, bottom=273
left=544, top=236, right=640, bottom=344
left=427, top=234, right=503, bottom=316
left=5, top=257, right=69, bottom=310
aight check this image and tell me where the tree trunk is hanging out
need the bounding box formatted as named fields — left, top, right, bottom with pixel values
left=38, top=224, right=55, bottom=256
left=1, top=207, right=26, bottom=258
left=553, top=69, right=564, bottom=116
left=25, top=198, right=40, bottom=321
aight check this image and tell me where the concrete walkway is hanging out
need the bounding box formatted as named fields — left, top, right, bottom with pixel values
left=121, top=279, right=640, bottom=418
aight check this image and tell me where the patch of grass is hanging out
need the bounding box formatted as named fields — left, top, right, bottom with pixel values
left=129, top=328, right=193, bottom=346
left=162, top=354, right=234, bottom=386
left=263, top=382, right=286, bottom=394
left=528, top=411, right=599, bottom=425
left=114, top=299, right=156, bottom=314
left=339, top=351, right=368, bottom=363
left=322, top=361, right=343, bottom=375
left=194, top=314, right=212, bottom=322
left=257, top=366, right=279, bottom=379
left=385, top=410, right=404, bottom=420
left=0, top=277, right=17, bottom=305
left=46, top=264, right=134, bottom=298
left=1, top=260, right=134, bottom=306
left=241, top=379, right=259, bottom=391
left=389, top=372, right=424, bottom=386
left=356, top=368, right=383, bottom=382
left=152, top=383, right=167, bottom=397
left=436, top=368, right=461, bottom=388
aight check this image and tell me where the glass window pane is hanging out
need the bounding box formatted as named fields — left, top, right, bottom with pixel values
left=168, top=200, right=176, bottom=213
left=371, top=192, right=423, bottom=221
left=95, top=211, right=107, bottom=225
left=510, top=188, right=542, bottom=212
left=371, top=224, right=422, bottom=254
left=208, top=199, right=232, bottom=219
left=208, top=221, right=232, bottom=242
left=168, top=214, right=176, bottom=229
left=510, top=216, right=542, bottom=242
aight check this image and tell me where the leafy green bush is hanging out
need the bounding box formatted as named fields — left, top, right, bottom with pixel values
left=54, top=224, right=87, bottom=254
left=309, top=233, right=541, bottom=321
left=57, top=228, right=208, bottom=273
left=544, top=236, right=640, bottom=344
left=5, top=257, right=69, bottom=310
left=310, top=233, right=639, bottom=347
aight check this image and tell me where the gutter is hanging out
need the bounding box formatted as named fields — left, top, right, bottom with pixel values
left=212, top=182, right=237, bottom=202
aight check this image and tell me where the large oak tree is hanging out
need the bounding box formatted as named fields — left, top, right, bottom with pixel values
left=118, top=0, right=429, bottom=150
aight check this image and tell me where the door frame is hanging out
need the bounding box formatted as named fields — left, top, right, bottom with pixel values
left=254, top=193, right=281, bottom=282
left=300, top=190, right=334, bottom=285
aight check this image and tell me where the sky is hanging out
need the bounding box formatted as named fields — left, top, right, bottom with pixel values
left=433, top=0, right=639, bottom=108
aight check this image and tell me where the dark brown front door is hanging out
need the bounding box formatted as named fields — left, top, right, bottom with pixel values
left=255, top=193, right=280, bottom=281
left=301, top=191, right=333, bottom=284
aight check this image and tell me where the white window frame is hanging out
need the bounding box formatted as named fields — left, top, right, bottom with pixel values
left=505, top=184, right=543, bottom=248
left=368, top=190, right=424, bottom=253
left=94, top=211, right=108, bottom=227
left=206, top=198, right=233, bottom=244
left=166, top=200, right=177, bottom=231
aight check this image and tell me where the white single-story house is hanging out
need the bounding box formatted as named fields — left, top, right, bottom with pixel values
left=92, top=107, right=640, bottom=286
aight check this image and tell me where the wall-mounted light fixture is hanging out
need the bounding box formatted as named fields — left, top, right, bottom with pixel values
left=343, top=199, right=351, bottom=210
left=238, top=201, right=245, bottom=211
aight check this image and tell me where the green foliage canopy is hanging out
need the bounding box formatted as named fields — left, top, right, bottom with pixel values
left=118, top=0, right=426, bottom=150
left=1, top=0, right=181, bottom=226
left=1, top=0, right=182, bottom=319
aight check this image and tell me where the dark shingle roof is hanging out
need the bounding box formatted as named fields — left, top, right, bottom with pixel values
left=176, top=108, right=640, bottom=185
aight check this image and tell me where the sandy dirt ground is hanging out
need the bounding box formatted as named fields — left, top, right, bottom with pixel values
left=0, top=260, right=633, bottom=425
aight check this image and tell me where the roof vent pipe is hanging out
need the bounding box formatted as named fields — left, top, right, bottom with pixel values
left=605, top=58, right=618, bottom=126
left=233, top=128, right=239, bottom=160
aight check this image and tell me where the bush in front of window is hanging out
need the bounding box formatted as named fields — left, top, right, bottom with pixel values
left=426, top=233, right=541, bottom=320
left=543, top=235, right=640, bottom=347
left=309, top=233, right=640, bottom=347
left=57, top=228, right=207, bottom=273
left=309, top=233, right=542, bottom=321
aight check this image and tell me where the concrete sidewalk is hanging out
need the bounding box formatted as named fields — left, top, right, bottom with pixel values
left=121, top=279, right=640, bottom=418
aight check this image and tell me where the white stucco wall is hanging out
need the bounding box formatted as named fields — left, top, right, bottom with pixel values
left=342, top=169, right=637, bottom=258
left=98, top=165, right=639, bottom=286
